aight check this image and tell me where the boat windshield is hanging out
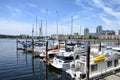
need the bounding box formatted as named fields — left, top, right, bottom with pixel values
left=113, top=50, right=120, bottom=52
left=56, top=56, right=73, bottom=62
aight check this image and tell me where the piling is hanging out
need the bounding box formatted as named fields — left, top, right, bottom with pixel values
left=32, top=37, right=34, bottom=52
left=86, top=41, right=90, bottom=80
left=99, top=41, right=101, bottom=51
left=45, top=40, right=48, bottom=80
left=16, top=37, right=18, bottom=49
left=46, top=40, right=48, bottom=64
left=25, top=38, right=27, bottom=51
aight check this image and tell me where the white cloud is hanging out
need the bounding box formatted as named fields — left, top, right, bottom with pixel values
left=26, top=3, right=38, bottom=7
left=92, top=0, right=120, bottom=33
left=75, top=0, right=94, bottom=10
left=92, top=0, right=120, bottom=19
left=6, top=5, right=22, bottom=17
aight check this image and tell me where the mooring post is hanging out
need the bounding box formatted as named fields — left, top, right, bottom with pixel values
left=46, top=40, right=48, bottom=64
left=25, top=38, right=27, bottom=51
left=32, top=36, right=34, bottom=52
left=99, top=41, right=101, bottom=51
left=45, top=39, right=49, bottom=80
left=86, top=41, right=90, bottom=80
left=16, top=37, right=18, bottom=50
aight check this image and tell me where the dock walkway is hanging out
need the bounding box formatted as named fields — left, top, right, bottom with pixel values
left=101, top=72, right=120, bottom=80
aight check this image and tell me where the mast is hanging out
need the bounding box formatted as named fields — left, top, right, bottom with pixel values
left=71, top=16, right=73, bottom=43
left=32, top=24, right=34, bottom=37
left=36, top=16, right=37, bottom=38
left=39, top=20, right=42, bottom=38
left=32, top=24, right=34, bottom=51
left=80, top=26, right=81, bottom=35
left=80, top=26, right=81, bottom=39
left=41, top=19, right=42, bottom=36
left=45, top=9, right=48, bottom=40
left=56, top=11, right=58, bottom=41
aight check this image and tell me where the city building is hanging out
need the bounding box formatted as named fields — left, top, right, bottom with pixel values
left=99, top=35, right=120, bottom=39
left=101, top=30, right=116, bottom=35
left=118, top=30, right=120, bottom=35
left=73, top=32, right=79, bottom=39
left=84, top=28, right=89, bottom=35
left=50, top=34, right=66, bottom=40
left=84, top=28, right=89, bottom=38
left=96, top=25, right=102, bottom=33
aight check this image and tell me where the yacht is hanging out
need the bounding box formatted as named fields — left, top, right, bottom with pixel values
left=50, top=47, right=85, bottom=71
left=66, top=50, right=120, bottom=80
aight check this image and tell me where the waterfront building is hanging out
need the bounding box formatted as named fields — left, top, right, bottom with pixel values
left=84, top=28, right=89, bottom=35
left=99, top=35, right=120, bottom=39
left=84, top=28, right=89, bottom=38
left=96, top=25, right=102, bottom=33
left=50, top=34, right=66, bottom=40
left=101, top=30, right=115, bottom=35
left=118, top=30, right=120, bottom=35
left=73, top=32, right=79, bottom=39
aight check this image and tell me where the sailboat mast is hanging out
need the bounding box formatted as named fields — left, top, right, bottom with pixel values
left=41, top=19, right=42, bottom=36
left=71, top=16, right=73, bottom=43
left=36, top=16, right=37, bottom=38
left=32, top=24, right=34, bottom=37
left=45, top=9, right=48, bottom=40
left=80, top=26, right=81, bottom=35
left=56, top=11, right=58, bottom=41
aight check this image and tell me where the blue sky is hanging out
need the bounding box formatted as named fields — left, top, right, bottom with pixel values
left=0, top=0, right=120, bottom=36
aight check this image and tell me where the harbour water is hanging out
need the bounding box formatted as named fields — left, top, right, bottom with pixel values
left=0, top=39, right=61, bottom=80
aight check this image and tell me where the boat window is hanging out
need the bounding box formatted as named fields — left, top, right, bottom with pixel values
left=91, top=64, right=97, bottom=72
left=107, top=61, right=112, bottom=67
left=64, top=57, right=73, bottom=60
left=113, top=50, right=120, bottom=52
left=114, top=59, right=118, bottom=67
left=56, top=56, right=64, bottom=60
left=56, top=56, right=73, bottom=61
left=64, top=57, right=73, bottom=63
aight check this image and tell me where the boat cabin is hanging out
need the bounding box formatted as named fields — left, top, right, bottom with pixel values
left=74, top=53, right=120, bottom=79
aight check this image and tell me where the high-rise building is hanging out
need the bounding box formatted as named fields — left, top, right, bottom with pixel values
left=84, top=28, right=89, bottom=36
left=118, top=30, right=120, bottom=35
left=96, top=25, right=102, bottom=33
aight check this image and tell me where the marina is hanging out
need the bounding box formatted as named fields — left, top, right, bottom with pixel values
left=0, top=38, right=120, bottom=80
left=0, top=1, right=120, bottom=80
